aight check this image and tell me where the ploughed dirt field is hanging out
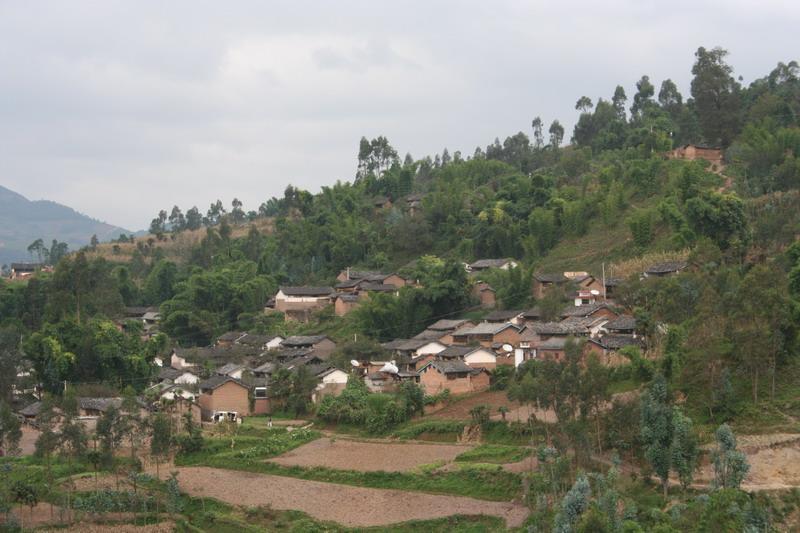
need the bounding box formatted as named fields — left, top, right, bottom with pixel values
left=269, top=437, right=471, bottom=472
left=175, top=466, right=529, bottom=528
left=38, top=522, right=175, bottom=533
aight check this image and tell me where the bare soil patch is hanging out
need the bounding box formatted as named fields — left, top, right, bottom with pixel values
left=690, top=433, right=800, bottom=491
left=427, top=391, right=521, bottom=420
left=19, top=425, right=40, bottom=455
left=39, top=521, right=175, bottom=532
left=8, top=503, right=150, bottom=531
left=176, top=466, right=529, bottom=528
left=269, top=437, right=470, bottom=472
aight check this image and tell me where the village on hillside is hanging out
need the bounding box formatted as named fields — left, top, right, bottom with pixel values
left=14, top=259, right=680, bottom=426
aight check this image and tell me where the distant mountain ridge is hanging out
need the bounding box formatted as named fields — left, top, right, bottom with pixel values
left=0, top=184, right=130, bottom=265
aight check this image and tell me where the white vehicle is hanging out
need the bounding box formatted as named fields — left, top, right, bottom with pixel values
left=211, top=411, right=239, bottom=423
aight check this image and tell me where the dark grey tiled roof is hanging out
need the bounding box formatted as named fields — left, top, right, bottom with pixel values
left=436, top=346, right=475, bottom=358
left=79, top=397, right=122, bottom=412
left=279, top=286, right=335, bottom=296
left=525, top=321, right=588, bottom=335
left=522, top=307, right=542, bottom=319
left=597, top=334, right=643, bottom=350
left=560, top=303, right=610, bottom=318
left=470, top=258, right=514, bottom=269
left=457, top=322, right=519, bottom=336
left=281, top=335, right=330, bottom=347
left=199, top=375, right=247, bottom=391
left=19, top=401, right=42, bottom=417
left=217, top=331, right=246, bottom=342
left=604, top=315, right=636, bottom=331
left=427, top=319, right=472, bottom=331
left=359, top=283, right=397, bottom=292
left=534, top=272, right=568, bottom=283
left=216, top=362, right=245, bottom=376
left=484, top=309, right=522, bottom=321
left=538, top=337, right=568, bottom=350
left=382, top=339, right=412, bottom=350
left=645, top=261, right=688, bottom=275
left=158, top=367, right=182, bottom=381
left=237, top=333, right=281, bottom=347
left=413, top=329, right=444, bottom=340
left=424, top=360, right=473, bottom=374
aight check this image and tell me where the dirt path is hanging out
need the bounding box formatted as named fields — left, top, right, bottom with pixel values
left=19, top=425, right=40, bottom=455
left=175, top=466, right=529, bottom=528
left=270, top=437, right=471, bottom=472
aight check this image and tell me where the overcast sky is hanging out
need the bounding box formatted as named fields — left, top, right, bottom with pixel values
left=0, top=1, right=798, bottom=230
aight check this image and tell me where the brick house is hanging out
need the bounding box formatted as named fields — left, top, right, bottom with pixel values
left=667, top=144, right=723, bottom=167
left=198, top=375, right=253, bottom=421
left=9, top=263, right=42, bottom=280
left=335, top=269, right=408, bottom=289
left=472, top=281, right=497, bottom=309
left=467, top=258, right=518, bottom=273
left=280, top=335, right=337, bottom=359
left=436, top=345, right=498, bottom=370
left=603, top=315, right=637, bottom=336
left=272, top=286, right=335, bottom=321
left=532, top=272, right=569, bottom=299
left=312, top=368, right=349, bottom=403
left=418, top=360, right=490, bottom=395
left=584, top=334, right=643, bottom=366
left=216, top=331, right=246, bottom=347
left=334, top=294, right=361, bottom=316
left=451, top=322, right=520, bottom=348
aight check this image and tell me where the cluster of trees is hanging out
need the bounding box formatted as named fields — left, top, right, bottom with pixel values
left=317, top=377, right=424, bottom=434
left=27, top=238, right=69, bottom=265
left=616, top=248, right=797, bottom=411
left=148, top=198, right=253, bottom=239
left=504, top=344, right=758, bottom=530
left=0, top=389, right=200, bottom=524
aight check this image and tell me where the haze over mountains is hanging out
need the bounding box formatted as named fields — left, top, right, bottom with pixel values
left=0, top=185, right=130, bottom=265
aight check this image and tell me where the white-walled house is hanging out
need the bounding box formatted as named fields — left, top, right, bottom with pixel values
left=313, top=368, right=349, bottom=402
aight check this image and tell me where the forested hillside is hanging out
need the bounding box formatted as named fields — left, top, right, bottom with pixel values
left=2, top=46, right=800, bottom=531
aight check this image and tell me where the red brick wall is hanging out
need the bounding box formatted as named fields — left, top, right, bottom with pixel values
left=471, top=371, right=490, bottom=392
left=420, top=368, right=473, bottom=395
left=198, top=381, right=250, bottom=420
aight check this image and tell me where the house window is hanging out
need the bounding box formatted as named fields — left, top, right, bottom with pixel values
left=254, top=387, right=267, bottom=398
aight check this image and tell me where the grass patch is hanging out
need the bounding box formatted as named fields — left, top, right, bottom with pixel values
left=394, top=420, right=466, bottom=440
left=178, top=428, right=319, bottom=466
left=455, top=444, right=532, bottom=464
left=608, top=378, right=640, bottom=395
left=482, top=420, right=543, bottom=446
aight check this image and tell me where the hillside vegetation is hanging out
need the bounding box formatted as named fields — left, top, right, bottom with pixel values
left=2, top=46, right=800, bottom=532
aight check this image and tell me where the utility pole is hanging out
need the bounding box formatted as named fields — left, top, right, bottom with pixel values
left=602, top=262, right=607, bottom=301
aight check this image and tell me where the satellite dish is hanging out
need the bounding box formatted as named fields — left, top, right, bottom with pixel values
left=379, top=362, right=399, bottom=374
left=590, top=289, right=600, bottom=296
left=350, top=360, right=360, bottom=367
left=502, top=344, right=513, bottom=353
